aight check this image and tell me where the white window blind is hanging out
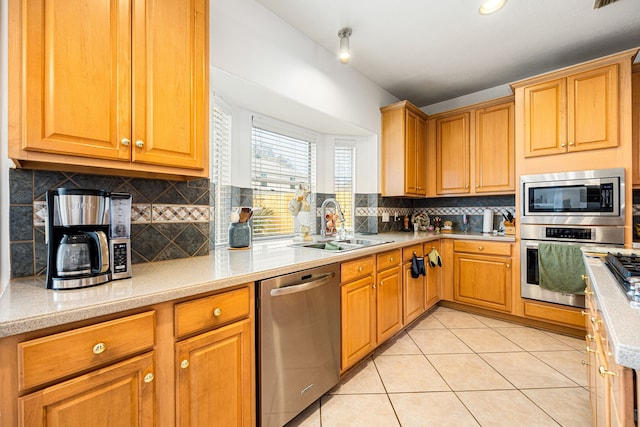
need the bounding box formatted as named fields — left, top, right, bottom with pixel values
left=335, top=141, right=355, bottom=232
left=251, top=116, right=316, bottom=238
left=212, top=97, right=232, bottom=245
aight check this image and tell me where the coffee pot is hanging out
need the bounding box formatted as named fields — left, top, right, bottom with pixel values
left=46, top=188, right=131, bottom=289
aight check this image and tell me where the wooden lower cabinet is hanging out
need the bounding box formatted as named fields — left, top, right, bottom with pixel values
left=341, top=256, right=377, bottom=372
left=376, top=265, right=403, bottom=343
left=1, top=284, right=254, bottom=427
left=402, top=244, right=425, bottom=325
left=452, top=241, right=512, bottom=313
left=584, top=276, right=635, bottom=427
left=175, top=319, right=253, bottom=427
left=425, top=241, right=441, bottom=310
left=19, top=353, right=155, bottom=427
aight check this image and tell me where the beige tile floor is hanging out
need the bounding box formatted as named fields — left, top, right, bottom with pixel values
left=286, top=305, right=591, bottom=427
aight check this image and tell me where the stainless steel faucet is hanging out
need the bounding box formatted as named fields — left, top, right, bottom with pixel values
left=320, top=198, right=345, bottom=241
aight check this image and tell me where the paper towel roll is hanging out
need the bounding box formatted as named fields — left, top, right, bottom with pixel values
left=483, top=209, right=493, bottom=233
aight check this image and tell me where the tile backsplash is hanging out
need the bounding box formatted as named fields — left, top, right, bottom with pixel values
left=8, top=168, right=518, bottom=279
left=9, top=169, right=212, bottom=278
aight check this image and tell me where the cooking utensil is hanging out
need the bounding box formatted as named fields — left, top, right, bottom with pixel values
left=239, top=207, right=252, bottom=223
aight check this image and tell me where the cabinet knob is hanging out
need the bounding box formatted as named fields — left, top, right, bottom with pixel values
left=585, top=290, right=594, bottom=296
left=389, top=257, right=394, bottom=263
left=560, top=143, right=566, bottom=147
left=587, top=334, right=595, bottom=341
left=478, top=246, right=483, bottom=251
left=505, top=263, right=510, bottom=268
left=581, top=274, right=588, bottom=280
left=180, top=359, right=190, bottom=369
left=591, top=316, right=602, bottom=325
left=465, top=185, right=469, bottom=189
left=581, top=360, right=589, bottom=366
left=121, top=138, right=131, bottom=146
left=585, top=346, right=596, bottom=353
left=135, top=140, right=145, bottom=148
left=213, top=307, right=222, bottom=317
left=476, top=184, right=479, bottom=188
left=569, top=141, right=575, bottom=146
left=92, top=342, right=106, bottom=355
left=143, top=373, right=155, bottom=383
left=358, top=266, right=363, bottom=272
left=580, top=310, right=588, bottom=317
left=372, top=284, right=376, bottom=289
left=379, top=281, right=383, bottom=287
left=598, top=365, right=615, bottom=377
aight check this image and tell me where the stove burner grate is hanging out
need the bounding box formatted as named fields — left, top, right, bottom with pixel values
left=604, top=253, right=640, bottom=306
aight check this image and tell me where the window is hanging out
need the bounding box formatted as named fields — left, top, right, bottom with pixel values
left=212, top=96, right=232, bottom=245
left=335, top=141, right=355, bottom=232
left=251, top=116, right=316, bottom=238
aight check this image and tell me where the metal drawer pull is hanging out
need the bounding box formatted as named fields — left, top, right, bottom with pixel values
left=180, top=359, right=190, bottom=369
left=213, top=308, right=222, bottom=317
left=599, top=365, right=615, bottom=377
left=144, top=373, right=154, bottom=383
left=92, top=342, right=106, bottom=355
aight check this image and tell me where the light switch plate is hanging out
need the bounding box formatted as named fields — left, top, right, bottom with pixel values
left=382, top=212, right=389, bottom=222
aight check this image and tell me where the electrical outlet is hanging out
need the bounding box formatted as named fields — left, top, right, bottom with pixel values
left=382, top=212, right=389, bottom=222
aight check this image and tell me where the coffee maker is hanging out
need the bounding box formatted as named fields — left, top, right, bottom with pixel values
left=46, top=188, right=132, bottom=289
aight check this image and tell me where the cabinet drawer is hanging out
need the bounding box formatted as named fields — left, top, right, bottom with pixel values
left=18, top=311, right=155, bottom=390
left=341, top=256, right=375, bottom=283
left=377, top=249, right=401, bottom=272
left=175, top=286, right=251, bottom=339
left=453, top=240, right=511, bottom=256
left=402, top=244, right=423, bottom=262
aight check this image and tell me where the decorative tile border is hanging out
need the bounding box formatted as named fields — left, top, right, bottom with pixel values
left=32, top=202, right=210, bottom=226
left=355, top=206, right=515, bottom=218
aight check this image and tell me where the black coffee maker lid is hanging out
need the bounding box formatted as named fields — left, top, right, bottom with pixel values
left=56, top=188, right=108, bottom=196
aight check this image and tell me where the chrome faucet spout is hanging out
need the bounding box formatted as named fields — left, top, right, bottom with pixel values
left=320, top=198, right=345, bottom=240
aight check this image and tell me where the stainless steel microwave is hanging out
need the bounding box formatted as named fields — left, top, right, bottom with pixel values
left=520, top=168, right=625, bottom=226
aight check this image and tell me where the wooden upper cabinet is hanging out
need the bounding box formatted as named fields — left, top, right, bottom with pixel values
left=436, top=112, right=470, bottom=194
left=433, top=98, right=514, bottom=196
left=9, top=0, right=208, bottom=178
left=381, top=101, right=428, bottom=197
left=522, top=64, right=619, bottom=157
left=631, top=66, right=640, bottom=187
left=475, top=102, right=515, bottom=193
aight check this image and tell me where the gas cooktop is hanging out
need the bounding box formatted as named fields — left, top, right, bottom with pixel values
left=604, top=253, right=640, bottom=307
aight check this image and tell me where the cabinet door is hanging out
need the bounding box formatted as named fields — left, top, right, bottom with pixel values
left=425, top=241, right=441, bottom=310
left=176, top=319, right=253, bottom=427
left=567, top=65, right=618, bottom=152
left=453, top=253, right=512, bottom=312
left=405, top=110, right=427, bottom=196
left=523, top=78, right=567, bottom=157
left=632, top=69, right=640, bottom=186
left=341, top=275, right=376, bottom=371
left=19, top=353, right=155, bottom=427
left=436, top=113, right=470, bottom=194
left=132, top=0, right=207, bottom=170
left=22, top=0, right=132, bottom=161
left=475, top=102, right=515, bottom=193
left=376, top=267, right=403, bottom=343
left=403, top=263, right=425, bottom=325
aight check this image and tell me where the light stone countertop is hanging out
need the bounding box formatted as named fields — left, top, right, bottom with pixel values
left=0, top=231, right=514, bottom=338
left=582, top=248, right=640, bottom=369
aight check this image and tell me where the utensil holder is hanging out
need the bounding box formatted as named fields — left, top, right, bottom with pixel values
left=229, top=222, right=251, bottom=248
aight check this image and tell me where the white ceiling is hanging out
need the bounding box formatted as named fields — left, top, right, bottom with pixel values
left=256, top=0, right=640, bottom=107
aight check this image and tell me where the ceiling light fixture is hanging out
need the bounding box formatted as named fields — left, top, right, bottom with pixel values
left=479, top=0, right=507, bottom=15
left=338, top=27, right=352, bottom=64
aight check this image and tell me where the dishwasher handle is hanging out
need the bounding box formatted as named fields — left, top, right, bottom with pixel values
left=270, top=272, right=336, bottom=297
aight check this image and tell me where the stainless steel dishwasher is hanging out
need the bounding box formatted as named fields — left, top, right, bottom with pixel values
left=258, top=263, right=341, bottom=427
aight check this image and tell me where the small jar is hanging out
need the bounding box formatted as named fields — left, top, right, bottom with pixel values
left=229, top=222, right=251, bottom=248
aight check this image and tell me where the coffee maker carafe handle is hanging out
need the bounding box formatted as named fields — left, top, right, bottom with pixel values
left=88, top=231, right=110, bottom=274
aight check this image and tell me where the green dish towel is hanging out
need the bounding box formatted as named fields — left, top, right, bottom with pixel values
left=537, top=243, right=586, bottom=295
left=324, top=241, right=341, bottom=251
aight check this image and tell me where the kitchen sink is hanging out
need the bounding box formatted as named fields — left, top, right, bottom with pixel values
left=292, top=238, right=393, bottom=252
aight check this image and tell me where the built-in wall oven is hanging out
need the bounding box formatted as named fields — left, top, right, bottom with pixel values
left=520, top=168, right=625, bottom=308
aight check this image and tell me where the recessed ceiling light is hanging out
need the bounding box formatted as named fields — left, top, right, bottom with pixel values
left=479, top=0, right=507, bottom=15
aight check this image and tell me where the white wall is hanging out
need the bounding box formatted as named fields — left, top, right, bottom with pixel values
left=211, top=0, right=397, bottom=136
left=1, top=0, right=9, bottom=296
